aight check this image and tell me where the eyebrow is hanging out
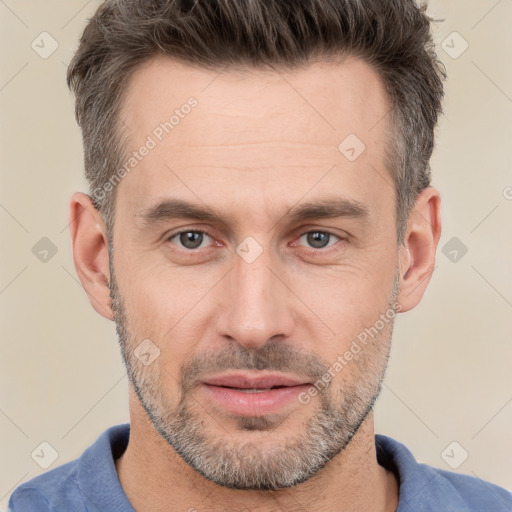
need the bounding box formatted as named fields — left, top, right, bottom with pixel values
left=135, top=196, right=371, bottom=229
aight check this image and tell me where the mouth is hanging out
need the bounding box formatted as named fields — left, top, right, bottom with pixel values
left=220, top=387, right=286, bottom=393
left=200, top=372, right=312, bottom=416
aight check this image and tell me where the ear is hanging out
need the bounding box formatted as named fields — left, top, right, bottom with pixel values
left=397, top=186, right=441, bottom=313
left=69, top=192, right=113, bottom=320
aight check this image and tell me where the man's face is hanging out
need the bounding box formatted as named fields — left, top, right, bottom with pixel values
left=109, top=56, right=402, bottom=490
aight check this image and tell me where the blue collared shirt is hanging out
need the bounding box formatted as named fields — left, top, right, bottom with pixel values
left=8, top=423, right=512, bottom=511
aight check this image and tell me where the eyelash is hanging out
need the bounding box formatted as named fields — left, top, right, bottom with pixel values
left=165, top=229, right=345, bottom=254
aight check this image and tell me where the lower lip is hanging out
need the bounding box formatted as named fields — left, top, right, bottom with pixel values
left=200, top=383, right=311, bottom=416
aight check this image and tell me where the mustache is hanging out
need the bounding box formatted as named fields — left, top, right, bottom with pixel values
left=178, top=340, right=331, bottom=394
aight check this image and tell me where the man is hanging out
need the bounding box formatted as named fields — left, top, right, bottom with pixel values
left=8, top=0, right=512, bottom=510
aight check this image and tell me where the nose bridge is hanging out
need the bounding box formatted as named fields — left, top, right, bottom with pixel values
left=217, top=241, right=293, bottom=349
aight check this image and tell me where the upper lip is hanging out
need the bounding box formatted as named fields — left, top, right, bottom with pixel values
left=202, top=372, right=310, bottom=389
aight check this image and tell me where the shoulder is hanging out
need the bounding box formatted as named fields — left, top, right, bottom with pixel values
left=375, top=434, right=512, bottom=512
left=7, top=424, right=131, bottom=512
left=7, top=460, right=82, bottom=512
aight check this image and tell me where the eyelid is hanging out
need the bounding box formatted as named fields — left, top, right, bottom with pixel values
left=297, top=229, right=341, bottom=240
left=166, top=229, right=215, bottom=250
left=291, top=229, right=345, bottom=251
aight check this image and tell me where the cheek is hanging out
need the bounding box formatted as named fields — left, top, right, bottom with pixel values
left=291, top=264, right=397, bottom=368
left=324, top=313, right=395, bottom=400
left=119, top=259, right=192, bottom=321
left=294, top=260, right=395, bottom=321
left=117, top=262, right=215, bottom=367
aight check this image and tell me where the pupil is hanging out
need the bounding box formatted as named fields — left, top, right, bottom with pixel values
left=307, top=232, right=329, bottom=249
left=180, top=232, right=202, bottom=249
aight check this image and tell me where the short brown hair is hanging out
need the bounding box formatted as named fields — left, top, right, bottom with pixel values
left=67, top=0, right=446, bottom=245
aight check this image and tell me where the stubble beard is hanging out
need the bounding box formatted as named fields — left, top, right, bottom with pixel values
left=109, top=255, right=400, bottom=490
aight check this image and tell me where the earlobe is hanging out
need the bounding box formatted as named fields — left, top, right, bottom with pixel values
left=397, top=186, right=442, bottom=313
left=69, top=192, right=114, bottom=320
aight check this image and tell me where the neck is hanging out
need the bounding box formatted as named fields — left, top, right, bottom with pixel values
left=115, top=391, right=398, bottom=512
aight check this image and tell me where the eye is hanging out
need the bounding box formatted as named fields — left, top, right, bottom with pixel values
left=165, top=229, right=344, bottom=254
left=296, top=231, right=342, bottom=250
left=167, top=230, right=214, bottom=250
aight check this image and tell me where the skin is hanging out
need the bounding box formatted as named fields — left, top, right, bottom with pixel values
left=69, top=55, right=441, bottom=511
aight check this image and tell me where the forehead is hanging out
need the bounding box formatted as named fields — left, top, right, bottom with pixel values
left=121, top=54, right=390, bottom=147
left=116, top=55, right=394, bottom=223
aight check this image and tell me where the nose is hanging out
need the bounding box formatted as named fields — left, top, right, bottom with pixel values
left=216, top=244, right=295, bottom=350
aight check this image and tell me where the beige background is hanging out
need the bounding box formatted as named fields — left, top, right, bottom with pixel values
left=1, top=0, right=511, bottom=507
